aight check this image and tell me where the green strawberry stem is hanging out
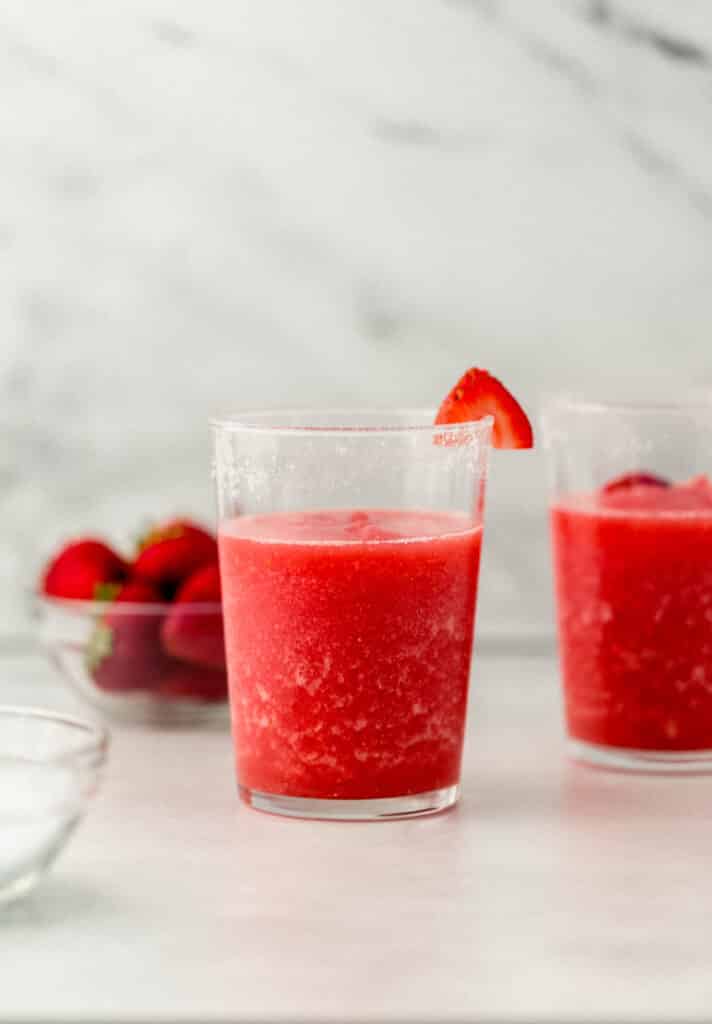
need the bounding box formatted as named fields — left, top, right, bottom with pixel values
left=86, top=621, right=113, bottom=673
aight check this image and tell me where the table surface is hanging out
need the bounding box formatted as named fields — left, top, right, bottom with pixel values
left=3, top=649, right=712, bottom=1023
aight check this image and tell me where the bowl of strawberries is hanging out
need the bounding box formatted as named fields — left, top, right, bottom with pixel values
left=35, top=519, right=229, bottom=725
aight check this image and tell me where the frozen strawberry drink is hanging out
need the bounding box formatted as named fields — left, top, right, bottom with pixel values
left=213, top=378, right=531, bottom=816
left=212, top=408, right=498, bottom=818
left=543, top=395, right=712, bottom=770
left=219, top=508, right=482, bottom=805
left=552, top=475, right=712, bottom=758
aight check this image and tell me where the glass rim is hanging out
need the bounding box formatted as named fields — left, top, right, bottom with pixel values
left=0, top=705, right=109, bottom=765
left=542, top=391, right=712, bottom=418
left=210, top=406, right=494, bottom=438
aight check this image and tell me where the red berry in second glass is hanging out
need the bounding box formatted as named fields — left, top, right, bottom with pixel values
left=603, top=472, right=670, bottom=493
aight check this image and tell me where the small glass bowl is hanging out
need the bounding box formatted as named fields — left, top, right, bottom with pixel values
left=0, top=706, right=108, bottom=904
left=35, top=596, right=229, bottom=727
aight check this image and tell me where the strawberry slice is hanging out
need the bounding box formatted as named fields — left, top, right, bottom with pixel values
left=132, top=519, right=217, bottom=596
left=161, top=564, right=225, bottom=670
left=603, top=472, right=670, bottom=493
left=42, top=539, right=127, bottom=600
left=435, top=368, right=533, bottom=449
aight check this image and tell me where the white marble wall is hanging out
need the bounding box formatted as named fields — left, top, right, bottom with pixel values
left=2, top=0, right=711, bottom=639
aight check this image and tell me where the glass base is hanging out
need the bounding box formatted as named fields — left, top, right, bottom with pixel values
left=239, top=784, right=459, bottom=820
left=569, top=738, right=712, bottom=775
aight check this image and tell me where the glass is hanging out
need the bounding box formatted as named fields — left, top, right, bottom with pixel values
left=212, top=408, right=492, bottom=819
left=35, top=596, right=228, bottom=727
left=0, top=707, right=108, bottom=904
left=542, top=395, right=712, bottom=772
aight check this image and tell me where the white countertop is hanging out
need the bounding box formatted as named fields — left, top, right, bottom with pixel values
left=3, top=648, right=712, bottom=1022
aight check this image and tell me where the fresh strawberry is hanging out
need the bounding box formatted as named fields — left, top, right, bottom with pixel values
left=161, top=565, right=225, bottom=670
left=86, top=583, right=168, bottom=693
left=131, top=519, right=217, bottom=596
left=157, top=661, right=228, bottom=703
left=603, top=472, right=670, bottom=493
left=42, top=539, right=127, bottom=600
left=108, top=580, right=164, bottom=604
left=171, top=562, right=221, bottom=603
left=435, top=368, right=533, bottom=449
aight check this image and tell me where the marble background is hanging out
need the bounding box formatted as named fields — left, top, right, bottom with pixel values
left=2, top=0, right=711, bottom=641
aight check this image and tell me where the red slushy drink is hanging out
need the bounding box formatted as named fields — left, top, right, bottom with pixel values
left=552, top=476, right=712, bottom=753
left=219, top=508, right=482, bottom=801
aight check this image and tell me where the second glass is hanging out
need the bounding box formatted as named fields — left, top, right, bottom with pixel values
left=543, top=395, right=712, bottom=772
left=212, top=409, right=491, bottom=819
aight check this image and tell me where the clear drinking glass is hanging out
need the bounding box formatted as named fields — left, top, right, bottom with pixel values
left=212, top=409, right=492, bottom=819
left=542, top=395, right=712, bottom=772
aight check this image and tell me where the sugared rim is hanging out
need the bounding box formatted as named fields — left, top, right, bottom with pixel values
left=0, top=705, right=109, bottom=764
left=542, top=392, right=712, bottom=417
left=210, top=406, right=494, bottom=437
left=35, top=593, right=222, bottom=615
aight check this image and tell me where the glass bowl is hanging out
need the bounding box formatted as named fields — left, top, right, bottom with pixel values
left=35, top=596, right=229, bottom=727
left=0, top=706, right=108, bottom=904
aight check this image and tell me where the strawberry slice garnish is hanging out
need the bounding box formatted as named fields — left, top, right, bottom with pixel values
left=42, top=539, right=127, bottom=600
left=435, top=368, right=533, bottom=449
left=132, top=519, right=217, bottom=595
left=603, top=472, right=670, bottom=493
